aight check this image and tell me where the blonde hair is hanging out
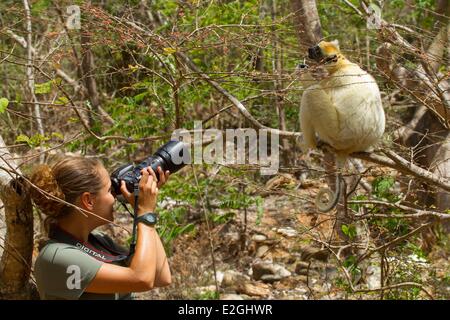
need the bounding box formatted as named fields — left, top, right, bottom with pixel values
left=29, top=156, right=104, bottom=230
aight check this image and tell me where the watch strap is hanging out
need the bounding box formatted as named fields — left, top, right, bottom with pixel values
left=136, top=212, right=158, bottom=226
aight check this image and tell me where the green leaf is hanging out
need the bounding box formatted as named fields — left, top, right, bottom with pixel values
left=28, top=134, right=50, bottom=147
left=16, top=134, right=50, bottom=148
left=178, top=223, right=195, bottom=234
left=35, top=80, right=53, bottom=95
left=163, top=47, right=177, bottom=55
left=341, top=224, right=357, bottom=240
left=16, top=134, right=30, bottom=144
left=0, top=97, right=9, bottom=113
left=341, top=224, right=349, bottom=236
left=51, top=132, right=64, bottom=140
left=55, top=96, right=69, bottom=105
left=372, top=176, right=395, bottom=198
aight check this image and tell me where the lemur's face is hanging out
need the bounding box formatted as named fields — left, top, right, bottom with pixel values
left=308, top=40, right=340, bottom=63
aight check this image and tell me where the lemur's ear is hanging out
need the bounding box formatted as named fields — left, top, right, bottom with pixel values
left=331, top=39, right=340, bottom=50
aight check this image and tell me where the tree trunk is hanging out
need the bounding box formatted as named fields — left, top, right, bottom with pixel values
left=290, top=0, right=323, bottom=47
left=23, top=0, right=45, bottom=164
left=0, top=135, right=37, bottom=299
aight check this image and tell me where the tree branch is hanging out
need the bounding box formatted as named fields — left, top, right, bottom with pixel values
left=352, top=151, right=450, bottom=192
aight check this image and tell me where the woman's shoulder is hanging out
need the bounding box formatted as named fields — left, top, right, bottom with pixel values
left=36, top=241, right=76, bottom=261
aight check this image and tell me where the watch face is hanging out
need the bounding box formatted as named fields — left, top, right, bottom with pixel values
left=141, top=213, right=157, bottom=225
left=146, top=214, right=157, bottom=224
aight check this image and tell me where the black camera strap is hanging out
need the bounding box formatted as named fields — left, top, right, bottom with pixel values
left=128, top=182, right=140, bottom=256
left=48, top=226, right=129, bottom=263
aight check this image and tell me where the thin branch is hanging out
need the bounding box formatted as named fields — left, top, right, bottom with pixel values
left=349, top=199, right=450, bottom=220
left=383, top=149, right=450, bottom=191
left=352, top=151, right=450, bottom=192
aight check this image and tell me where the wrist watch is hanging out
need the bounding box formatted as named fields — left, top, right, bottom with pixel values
left=136, top=212, right=158, bottom=226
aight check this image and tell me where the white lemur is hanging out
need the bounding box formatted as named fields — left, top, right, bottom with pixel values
left=299, top=40, right=385, bottom=212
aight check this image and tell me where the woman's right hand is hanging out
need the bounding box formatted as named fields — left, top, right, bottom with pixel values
left=120, top=166, right=159, bottom=216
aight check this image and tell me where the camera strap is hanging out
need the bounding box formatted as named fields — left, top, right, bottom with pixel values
left=128, top=182, right=140, bottom=256
left=48, top=226, right=129, bottom=263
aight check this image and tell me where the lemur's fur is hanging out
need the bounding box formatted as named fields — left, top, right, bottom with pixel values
left=300, top=40, right=385, bottom=212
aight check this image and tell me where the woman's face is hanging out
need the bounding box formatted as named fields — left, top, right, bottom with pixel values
left=91, top=165, right=115, bottom=223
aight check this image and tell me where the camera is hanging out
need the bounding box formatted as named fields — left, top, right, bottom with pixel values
left=110, top=140, right=190, bottom=200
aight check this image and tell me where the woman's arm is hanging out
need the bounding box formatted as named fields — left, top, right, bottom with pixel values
left=153, top=232, right=171, bottom=287
left=85, top=223, right=159, bottom=293
left=85, top=167, right=171, bottom=294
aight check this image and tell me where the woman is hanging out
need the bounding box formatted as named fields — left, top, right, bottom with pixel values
left=29, top=156, right=172, bottom=300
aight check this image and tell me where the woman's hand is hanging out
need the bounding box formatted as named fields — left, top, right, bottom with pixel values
left=156, top=166, right=170, bottom=188
left=120, top=166, right=159, bottom=216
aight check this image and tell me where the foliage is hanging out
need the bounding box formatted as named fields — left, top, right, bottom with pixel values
left=0, top=98, right=9, bottom=114
left=341, top=224, right=357, bottom=240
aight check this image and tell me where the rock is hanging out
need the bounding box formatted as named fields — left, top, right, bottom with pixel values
left=237, top=282, right=270, bottom=297
left=318, top=267, right=339, bottom=282
left=274, top=276, right=305, bottom=289
left=271, top=249, right=291, bottom=261
left=299, top=246, right=330, bottom=262
left=295, top=268, right=310, bottom=276
left=294, top=261, right=310, bottom=273
left=292, top=275, right=309, bottom=284
left=225, top=231, right=240, bottom=243
left=256, top=245, right=270, bottom=258
left=275, top=227, right=298, bottom=238
left=222, top=270, right=250, bottom=288
left=366, top=264, right=381, bottom=290
left=215, top=271, right=224, bottom=285
left=252, top=262, right=291, bottom=282
left=298, top=178, right=318, bottom=188
left=265, top=173, right=297, bottom=190
left=220, top=294, right=244, bottom=300
left=260, top=274, right=283, bottom=283
left=321, top=282, right=332, bottom=291
left=252, top=234, right=267, bottom=242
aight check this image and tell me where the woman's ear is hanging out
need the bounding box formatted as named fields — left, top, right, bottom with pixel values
left=79, top=192, right=95, bottom=210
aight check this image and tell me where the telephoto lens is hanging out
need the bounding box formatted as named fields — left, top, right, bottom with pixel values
left=110, top=140, right=190, bottom=200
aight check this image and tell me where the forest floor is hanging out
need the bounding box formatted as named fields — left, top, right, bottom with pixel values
left=97, top=174, right=450, bottom=300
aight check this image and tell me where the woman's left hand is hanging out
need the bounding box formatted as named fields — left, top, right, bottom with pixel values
left=156, top=166, right=170, bottom=188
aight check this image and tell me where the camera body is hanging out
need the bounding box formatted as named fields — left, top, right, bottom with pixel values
left=111, top=140, right=189, bottom=201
